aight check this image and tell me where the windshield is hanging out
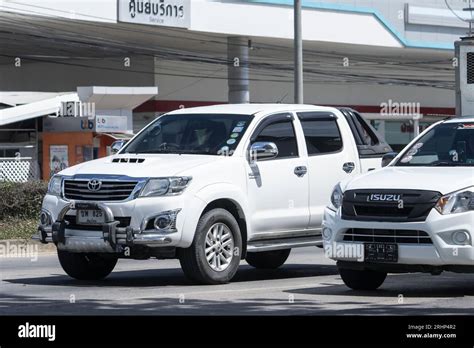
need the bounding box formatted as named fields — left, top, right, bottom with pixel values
left=122, top=113, right=253, bottom=155
left=396, top=121, right=474, bottom=167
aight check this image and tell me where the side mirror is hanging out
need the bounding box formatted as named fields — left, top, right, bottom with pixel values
left=111, top=140, right=127, bottom=154
left=249, top=142, right=279, bottom=161
left=381, top=152, right=398, bottom=167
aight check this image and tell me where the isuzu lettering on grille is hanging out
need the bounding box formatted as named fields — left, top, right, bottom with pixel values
left=367, top=194, right=402, bottom=202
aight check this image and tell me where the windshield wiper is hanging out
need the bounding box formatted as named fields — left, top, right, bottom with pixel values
left=174, top=149, right=214, bottom=155
left=431, top=161, right=470, bottom=167
left=124, top=149, right=176, bottom=154
left=125, top=149, right=213, bottom=155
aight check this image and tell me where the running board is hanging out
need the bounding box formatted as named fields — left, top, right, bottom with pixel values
left=247, top=236, right=322, bottom=252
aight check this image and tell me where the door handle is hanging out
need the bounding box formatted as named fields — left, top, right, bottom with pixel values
left=294, top=166, right=307, bottom=177
left=342, top=162, right=355, bottom=173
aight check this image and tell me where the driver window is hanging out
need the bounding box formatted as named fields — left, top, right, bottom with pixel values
left=254, top=119, right=299, bottom=159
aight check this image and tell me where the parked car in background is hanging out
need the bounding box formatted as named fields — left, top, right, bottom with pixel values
left=323, top=116, right=474, bottom=290
left=35, top=104, right=391, bottom=284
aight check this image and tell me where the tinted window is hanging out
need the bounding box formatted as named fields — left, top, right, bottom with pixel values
left=123, top=114, right=253, bottom=155
left=300, top=119, right=342, bottom=155
left=254, top=120, right=298, bottom=158
left=396, top=122, right=474, bottom=166
left=353, top=112, right=379, bottom=146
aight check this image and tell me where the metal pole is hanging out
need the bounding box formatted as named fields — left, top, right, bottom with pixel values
left=227, top=36, right=250, bottom=104
left=35, top=117, right=40, bottom=180
left=294, top=0, right=303, bottom=104
left=413, top=117, right=420, bottom=138
left=455, top=40, right=462, bottom=116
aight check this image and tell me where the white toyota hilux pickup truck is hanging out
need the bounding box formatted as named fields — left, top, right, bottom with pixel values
left=323, top=116, right=474, bottom=290
left=35, top=104, right=391, bottom=284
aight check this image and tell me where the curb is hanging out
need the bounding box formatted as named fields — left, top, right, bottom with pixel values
left=0, top=239, right=57, bottom=255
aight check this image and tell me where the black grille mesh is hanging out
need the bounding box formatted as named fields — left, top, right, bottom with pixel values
left=467, top=52, right=474, bottom=84
left=343, top=228, right=432, bottom=244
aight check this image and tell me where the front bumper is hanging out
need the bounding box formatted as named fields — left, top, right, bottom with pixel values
left=322, top=206, right=474, bottom=267
left=34, top=197, right=185, bottom=253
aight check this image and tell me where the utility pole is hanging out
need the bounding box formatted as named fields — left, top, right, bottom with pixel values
left=294, top=0, right=303, bottom=104
left=463, top=0, right=474, bottom=36
left=227, top=37, right=250, bottom=104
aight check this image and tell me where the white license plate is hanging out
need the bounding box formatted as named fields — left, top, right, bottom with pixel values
left=76, top=210, right=105, bottom=225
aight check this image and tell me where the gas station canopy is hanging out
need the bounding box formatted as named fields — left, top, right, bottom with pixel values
left=0, top=86, right=159, bottom=127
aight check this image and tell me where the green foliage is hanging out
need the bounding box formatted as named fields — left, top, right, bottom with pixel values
left=0, top=217, right=38, bottom=240
left=0, top=180, right=47, bottom=219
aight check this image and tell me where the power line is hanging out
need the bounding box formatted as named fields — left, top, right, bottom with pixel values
left=0, top=2, right=455, bottom=90
left=444, top=0, right=468, bottom=22
left=0, top=3, right=454, bottom=67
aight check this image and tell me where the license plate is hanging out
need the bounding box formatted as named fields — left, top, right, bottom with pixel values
left=76, top=210, right=105, bottom=225
left=364, top=243, right=398, bottom=263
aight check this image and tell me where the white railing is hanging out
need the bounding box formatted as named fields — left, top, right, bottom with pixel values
left=0, top=157, right=40, bottom=182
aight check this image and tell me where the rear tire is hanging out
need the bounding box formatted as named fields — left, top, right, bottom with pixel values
left=245, top=249, right=291, bottom=269
left=338, top=267, right=387, bottom=290
left=179, top=208, right=242, bottom=285
left=57, top=250, right=117, bottom=280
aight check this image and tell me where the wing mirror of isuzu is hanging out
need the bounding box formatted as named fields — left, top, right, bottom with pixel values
left=381, top=152, right=398, bottom=167
left=249, top=141, right=279, bottom=161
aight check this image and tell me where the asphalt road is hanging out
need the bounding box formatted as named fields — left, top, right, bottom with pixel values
left=1, top=247, right=474, bottom=315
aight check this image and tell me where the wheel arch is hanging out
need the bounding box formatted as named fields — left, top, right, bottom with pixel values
left=200, top=198, right=248, bottom=258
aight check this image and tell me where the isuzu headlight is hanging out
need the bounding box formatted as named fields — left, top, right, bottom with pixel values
left=140, top=177, right=192, bottom=197
left=329, top=184, right=344, bottom=211
left=435, top=187, right=474, bottom=215
left=47, top=175, right=63, bottom=197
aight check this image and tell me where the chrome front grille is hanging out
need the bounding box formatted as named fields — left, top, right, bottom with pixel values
left=64, top=180, right=139, bottom=201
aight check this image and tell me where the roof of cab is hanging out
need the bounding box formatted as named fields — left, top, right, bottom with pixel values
left=165, top=103, right=338, bottom=118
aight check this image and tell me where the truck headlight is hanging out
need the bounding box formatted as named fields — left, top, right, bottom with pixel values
left=435, top=187, right=474, bottom=215
left=47, top=175, right=63, bottom=197
left=140, top=177, right=192, bottom=197
left=329, top=184, right=343, bottom=211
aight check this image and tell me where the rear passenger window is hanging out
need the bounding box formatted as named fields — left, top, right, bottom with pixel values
left=254, top=120, right=298, bottom=158
left=352, top=112, right=379, bottom=146
left=300, top=119, right=343, bottom=155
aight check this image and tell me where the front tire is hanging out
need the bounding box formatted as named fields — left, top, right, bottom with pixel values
left=179, top=208, right=242, bottom=285
left=57, top=250, right=118, bottom=280
left=245, top=249, right=291, bottom=269
left=338, top=267, right=387, bottom=290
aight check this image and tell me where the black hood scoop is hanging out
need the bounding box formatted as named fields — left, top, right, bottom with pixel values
left=112, top=158, right=145, bottom=163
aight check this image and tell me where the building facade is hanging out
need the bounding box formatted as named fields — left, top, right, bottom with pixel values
left=0, top=0, right=468, bottom=179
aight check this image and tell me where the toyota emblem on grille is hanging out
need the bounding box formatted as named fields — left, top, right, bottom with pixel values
left=87, top=179, right=102, bottom=192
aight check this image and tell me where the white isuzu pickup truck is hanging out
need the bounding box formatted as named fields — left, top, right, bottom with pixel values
left=35, top=104, right=391, bottom=284
left=323, top=116, right=474, bottom=290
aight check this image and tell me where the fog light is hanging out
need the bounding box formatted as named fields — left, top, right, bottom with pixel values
left=154, top=215, right=171, bottom=230
left=452, top=231, right=470, bottom=245
left=322, top=227, right=333, bottom=240
left=39, top=210, right=51, bottom=226
left=142, top=209, right=181, bottom=233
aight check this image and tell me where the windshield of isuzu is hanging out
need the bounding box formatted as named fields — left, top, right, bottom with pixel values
left=396, top=121, right=474, bottom=167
